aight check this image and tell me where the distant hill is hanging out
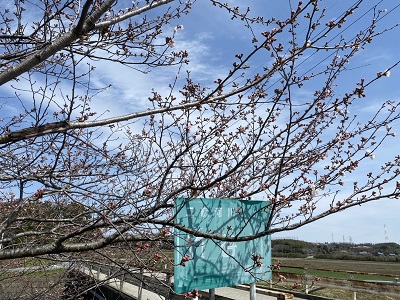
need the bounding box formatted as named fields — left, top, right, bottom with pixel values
left=272, top=239, right=400, bottom=262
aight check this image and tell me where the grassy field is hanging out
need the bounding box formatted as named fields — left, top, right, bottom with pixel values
left=305, top=287, right=400, bottom=300
left=273, top=257, right=400, bottom=279
left=270, top=257, right=400, bottom=300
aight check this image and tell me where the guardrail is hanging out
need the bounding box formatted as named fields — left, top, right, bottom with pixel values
left=81, top=262, right=172, bottom=299
left=81, top=262, right=295, bottom=300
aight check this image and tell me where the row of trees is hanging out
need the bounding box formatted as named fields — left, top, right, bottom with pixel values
left=1, top=0, right=400, bottom=298
left=272, top=239, right=400, bottom=260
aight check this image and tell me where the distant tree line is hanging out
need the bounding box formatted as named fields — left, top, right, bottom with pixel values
left=272, top=239, right=400, bottom=262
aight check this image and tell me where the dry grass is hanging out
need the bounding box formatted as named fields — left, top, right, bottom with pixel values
left=274, top=257, right=400, bottom=277
left=270, top=257, right=400, bottom=300
left=0, top=269, right=66, bottom=300
left=312, top=287, right=400, bottom=300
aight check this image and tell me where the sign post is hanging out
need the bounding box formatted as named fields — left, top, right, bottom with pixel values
left=250, top=282, right=256, bottom=300
left=209, top=288, right=215, bottom=300
left=174, top=198, right=271, bottom=295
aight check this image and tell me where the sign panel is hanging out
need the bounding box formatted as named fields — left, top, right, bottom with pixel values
left=174, top=198, right=271, bottom=293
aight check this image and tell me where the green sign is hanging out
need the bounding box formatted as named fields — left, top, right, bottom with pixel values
left=174, top=198, right=271, bottom=293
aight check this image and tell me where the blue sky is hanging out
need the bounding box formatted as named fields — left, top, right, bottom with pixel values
left=133, top=0, right=400, bottom=244
left=1, top=0, right=400, bottom=244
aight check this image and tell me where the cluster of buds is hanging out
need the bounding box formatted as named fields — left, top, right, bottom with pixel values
left=278, top=274, right=287, bottom=283
left=377, top=69, right=391, bottom=78
left=102, top=214, right=110, bottom=224
left=136, top=241, right=150, bottom=252
left=108, top=200, right=117, bottom=210
left=184, top=288, right=202, bottom=299
left=173, top=24, right=184, bottom=33
left=33, top=188, right=45, bottom=199
left=326, top=20, right=335, bottom=28
left=161, top=227, right=171, bottom=237
left=180, top=254, right=191, bottom=266
left=292, top=282, right=301, bottom=289
left=365, top=149, right=375, bottom=160
left=151, top=253, right=162, bottom=265
left=166, top=36, right=175, bottom=47
left=251, top=253, right=263, bottom=267
left=269, top=260, right=282, bottom=270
